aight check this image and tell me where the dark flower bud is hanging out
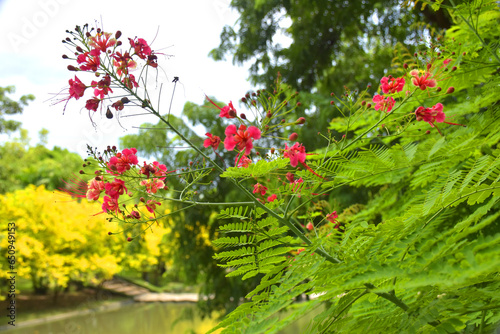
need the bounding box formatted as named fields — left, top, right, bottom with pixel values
left=367, top=103, right=372, bottom=108
left=425, top=130, right=431, bottom=134
left=228, top=109, right=237, bottom=117
left=117, top=41, right=122, bottom=46
left=127, top=237, right=133, bottom=242
left=240, top=113, right=246, bottom=120
left=115, top=31, right=122, bottom=39
left=296, top=102, right=302, bottom=107
left=79, top=170, right=84, bottom=174
left=330, top=101, right=334, bottom=105
left=62, top=54, right=68, bottom=59
left=67, top=65, right=79, bottom=71
left=241, top=97, right=247, bottom=103
left=436, top=87, right=442, bottom=92
left=121, top=97, right=130, bottom=104
left=330, top=92, right=335, bottom=97
left=452, top=66, right=457, bottom=71
left=266, top=111, right=273, bottom=118
left=403, top=63, right=408, bottom=69
left=296, top=117, right=306, bottom=125
left=288, top=133, right=298, bottom=141
left=86, top=32, right=91, bottom=38
left=446, top=87, right=455, bottom=94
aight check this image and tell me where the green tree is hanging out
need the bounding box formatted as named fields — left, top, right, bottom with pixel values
left=0, top=86, right=34, bottom=134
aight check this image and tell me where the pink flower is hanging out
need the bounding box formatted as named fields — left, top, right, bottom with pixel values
left=253, top=183, right=268, bottom=196
left=122, top=74, right=139, bottom=89
left=129, top=38, right=152, bottom=60
left=77, top=49, right=101, bottom=72
left=91, top=74, right=113, bottom=99
left=409, top=70, right=437, bottom=90
left=235, top=154, right=252, bottom=168
left=85, top=97, right=101, bottom=111
left=104, top=178, right=128, bottom=199
left=102, top=195, right=120, bottom=213
left=326, top=211, right=338, bottom=224
left=107, top=148, right=139, bottom=174
left=140, top=179, right=165, bottom=194
left=145, top=199, right=161, bottom=214
left=372, top=95, right=396, bottom=113
left=113, top=51, right=137, bottom=76
left=224, top=124, right=261, bottom=155
left=380, top=76, right=405, bottom=94
left=306, top=222, right=314, bottom=231
left=204, top=133, right=221, bottom=150
left=68, top=76, right=87, bottom=100
left=139, top=161, right=170, bottom=180
left=267, top=194, right=277, bottom=202
left=86, top=178, right=105, bottom=201
left=443, top=59, right=452, bottom=65
left=283, top=143, right=306, bottom=167
left=414, top=103, right=464, bottom=134
left=206, top=96, right=237, bottom=119
left=89, top=32, right=116, bottom=52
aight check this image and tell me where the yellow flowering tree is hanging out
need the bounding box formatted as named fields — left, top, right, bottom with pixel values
left=0, top=185, right=122, bottom=295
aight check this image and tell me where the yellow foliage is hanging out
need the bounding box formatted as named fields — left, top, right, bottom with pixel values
left=0, top=185, right=123, bottom=292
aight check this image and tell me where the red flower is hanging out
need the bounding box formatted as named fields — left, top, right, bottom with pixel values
left=102, top=195, right=120, bottom=213
left=129, top=38, right=152, bottom=60
left=107, top=148, right=139, bottom=174
left=113, top=51, right=136, bottom=76
left=253, top=183, right=268, bottom=196
left=283, top=143, right=306, bottom=167
left=372, top=95, right=395, bottom=113
left=139, top=161, right=170, bottom=180
left=267, top=194, right=277, bottom=202
left=326, top=211, right=338, bottom=224
left=112, top=100, right=124, bottom=111
left=380, top=76, right=405, bottom=94
left=203, top=133, right=221, bottom=150
left=85, top=97, right=101, bottom=111
left=235, top=154, right=252, bottom=168
left=122, top=74, right=139, bottom=89
left=89, top=32, right=116, bottom=52
left=409, top=70, right=437, bottom=90
left=104, top=178, right=128, bottom=199
left=415, top=103, right=464, bottom=134
left=91, top=74, right=113, bottom=99
left=86, top=178, right=105, bottom=201
left=140, top=179, right=165, bottom=194
left=77, top=50, right=101, bottom=72
left=68, top=76, right=87, bottom=100
left=306, top=222, right=314, bottom=231
left=224, top=124, right=261, bottom=155
left=206, top=96, right=237, bottom=119
left=145, top=199, right=161, bottom=214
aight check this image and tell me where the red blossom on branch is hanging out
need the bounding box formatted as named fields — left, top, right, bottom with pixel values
left=204, top=133, right=221, bottom=150
left=104, top=178, right=128, bottom=199
left=409, top=70, right=437, bottom=90
left=372, top=95, right=395, bottom=113
left=102, top=195, right=120, bottom=213
left=107, top=148, right=139, bottom=174
left=224, top=124, right=261, bottom=155
left=129, top=38, right=152, bottom=60
left=415, top=103, right=464, bottom=134
left=77, top=50, right=101, bottom=71
left=89, top=32, right=116, bottom=52
left=205, top=95, right=237, bottom=119
left=86, top=178, right=105, bottom=200
left=380, top=76, right=405, bottom=94
left=253, top=183, right=268, bottom=196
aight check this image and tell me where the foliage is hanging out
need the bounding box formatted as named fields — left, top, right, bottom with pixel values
left=0, top=186, right=122, bottom=295
left=56, top=1, right=500, bottom=332
left=0, top=141, right=82, bottom=194
left=0, top=85, right=34, bottom=134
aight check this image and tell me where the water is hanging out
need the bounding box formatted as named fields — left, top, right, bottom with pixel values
left=1, top=302, right=317, bottom=334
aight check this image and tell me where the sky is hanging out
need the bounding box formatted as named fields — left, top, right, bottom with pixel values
left=0, top=0, right=254, bottom=157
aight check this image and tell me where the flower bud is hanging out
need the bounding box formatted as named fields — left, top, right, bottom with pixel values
left=271, top=148, right=275, bottom=154
left=367, top=103, right=372, bottom=108
left=266, top=111, right=273, bottom=118
left=452, top=66, right=457, bottom=71
left=288, top=133, right=298, bottom=141
left=296, top=117, right=306, bottom=125
left=361, top=100, right=366, bottom=106
left=241, top=97, right=247, bottom=103
left=446, top=87, right=455, bottom=94
left=296, top=102, right=302, bottom=107
left=79, top=170, right=84, bottom=174
left=228, top=109, right=237, bottom=117
left=108, top=232, right=112, bottom=235
left=62, top=54, right=69, bottom=59
left=403, top=63, right=408, bottom=69
left=115, top=31, right=122, bottom=39
left=330, top=101, right=334, bottom=105
left=67, top=65, right=79, bottom=71
left=121, top=97, right=130, bottom=104
left=240, top=113, right=246, bottom=119
left=117, top=41, right=122, bottom=46
left=436, top=87, right=442, bottom=92
left=127, top=237, right=133, bottom=242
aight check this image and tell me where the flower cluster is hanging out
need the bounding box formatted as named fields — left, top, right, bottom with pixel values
left=69, top=147, right=173, bottom=225
left=58, top=25, right=158, bottom=116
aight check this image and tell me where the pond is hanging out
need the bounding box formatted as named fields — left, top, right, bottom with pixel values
left=2, top=301, right=318, bottom=334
